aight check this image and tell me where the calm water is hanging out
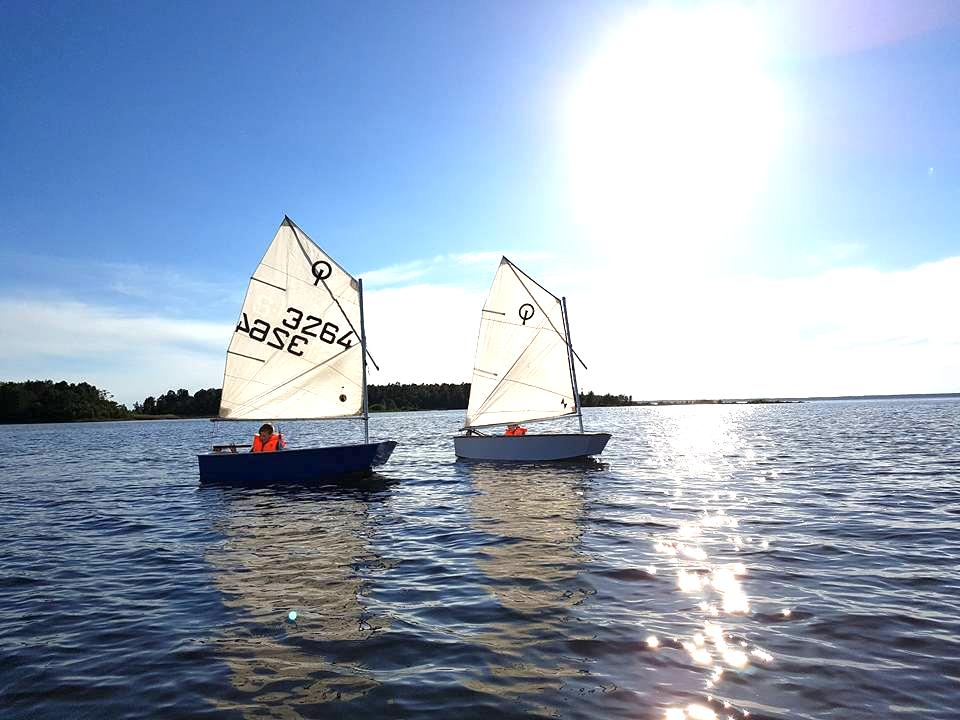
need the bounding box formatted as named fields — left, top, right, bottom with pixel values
left=1, top=401, right=959, bottom=719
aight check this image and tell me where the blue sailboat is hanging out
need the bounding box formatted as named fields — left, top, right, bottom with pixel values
left=197, top=216, right=396, bottom=484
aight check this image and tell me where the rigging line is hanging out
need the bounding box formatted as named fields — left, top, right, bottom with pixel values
left=287, top=222, right=379, bottom=370
left=504, top=261, right=588, bottom=369
left=284, top=215, right=355, bottom=279
left=502, top=256, right=562, bottom=303
left=503, top=262, right=567, bottom=343
left=228, top=344, right=354, bottom=416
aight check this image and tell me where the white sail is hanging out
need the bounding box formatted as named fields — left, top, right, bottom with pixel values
left=219, top=217, right=364, bottom=420
left=464, top=257, right=577, bottom=429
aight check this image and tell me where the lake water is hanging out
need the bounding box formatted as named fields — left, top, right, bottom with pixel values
left=1, top=400, right=958, bottom=719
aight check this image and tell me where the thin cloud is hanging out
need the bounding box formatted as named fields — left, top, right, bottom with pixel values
left=358, top=260, right=433, bottom=287
left=0, top=297, right=228, bottom=405
left=0, top=252, right=239, bottom=314
left=4, top=254, right=957, bottom=407
left=360, top=251, right=554, bottom=288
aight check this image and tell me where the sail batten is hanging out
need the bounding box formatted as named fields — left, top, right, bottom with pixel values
left=463, top=258, right=578, bottom=429
left=218, top=219, right=365, bottom=421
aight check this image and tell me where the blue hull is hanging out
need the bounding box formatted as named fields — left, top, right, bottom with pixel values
left=197, top=441, right=397, bottom=485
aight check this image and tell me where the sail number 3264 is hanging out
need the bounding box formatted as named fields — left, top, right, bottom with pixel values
left=236, top=307, right=354, bottom=356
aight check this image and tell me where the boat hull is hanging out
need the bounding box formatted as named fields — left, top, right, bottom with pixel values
left=454, top=433, right=611, bottom=462
left=197, top=441, right=397, bottom=485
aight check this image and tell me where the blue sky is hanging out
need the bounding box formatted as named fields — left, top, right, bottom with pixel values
left=2, top=1, right=959, bottom=404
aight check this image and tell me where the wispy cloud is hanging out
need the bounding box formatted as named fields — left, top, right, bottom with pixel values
left=359, top=250, right=553, bottom=288
left=0, top=252, right=240, bottom=316
left=3, top=252, right=957, bottom=406
left=0, top=297, right=228, bottom=405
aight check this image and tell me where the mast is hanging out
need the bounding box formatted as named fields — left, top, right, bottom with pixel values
left=358, top=278, right=370, bottom=444
left=561, top=297, right=584, bottom=434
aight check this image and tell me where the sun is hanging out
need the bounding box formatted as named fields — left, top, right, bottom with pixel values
left=564, top=3, right=784, bottom=266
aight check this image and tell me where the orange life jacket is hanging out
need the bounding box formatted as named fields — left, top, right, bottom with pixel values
left=252, top=433, right=285, bottom=452
left=505, top=426, right=527, bottom=436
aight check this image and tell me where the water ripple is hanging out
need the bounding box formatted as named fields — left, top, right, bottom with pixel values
left=1, top=400, right=958, bottom=718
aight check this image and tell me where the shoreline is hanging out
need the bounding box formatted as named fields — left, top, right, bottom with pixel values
left=5, top=393, right=959, bottom=424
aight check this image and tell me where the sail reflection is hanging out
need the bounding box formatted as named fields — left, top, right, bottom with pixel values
left=201, top=481, right=391, bottom=716
left=463, top=461, right=598, bottom=701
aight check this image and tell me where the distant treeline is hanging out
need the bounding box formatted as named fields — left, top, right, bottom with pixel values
left=134, top=388, right=221, bottom=416
left=368, top=383, right=470, bottom=412
left=0, top=379, right=640, bottom=424
left=133, top=383, right=637, bottom=414
left=0, top=380, right=129, bottom=423
left=580, top=390, right=636, bottom=407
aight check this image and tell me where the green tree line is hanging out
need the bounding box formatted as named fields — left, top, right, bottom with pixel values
left=133, top=388, right=222, bottom=417
left=0, top=380, right=129, bottom=423
left=0, top=380, right=639, bottom=423
left=129, top=383, right=637, bottom=414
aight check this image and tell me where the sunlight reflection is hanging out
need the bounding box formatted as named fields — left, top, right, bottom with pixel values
left=686, top=703, right=718, bottom=720
left=642, top=405, right=780, bottom=718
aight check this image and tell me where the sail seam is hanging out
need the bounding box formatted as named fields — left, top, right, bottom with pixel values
left=460, top=410, right=577, bottom=431
left=470, top=370, right=573, bottom=425
left=227, top=345, right=354, bottom=417
left=227, top=350, right=266, bottom=363
left=250, top=276, right=285, bottom=292
left=468, top=326, right=544, bottom=423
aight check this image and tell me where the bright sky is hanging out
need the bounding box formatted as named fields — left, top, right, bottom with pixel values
left=2, top=1, right=959, bottom=405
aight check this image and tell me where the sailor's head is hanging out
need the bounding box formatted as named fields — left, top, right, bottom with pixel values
left=507, top=423, right=518, bottom=429
left=258, top=423, right=274, bottom=439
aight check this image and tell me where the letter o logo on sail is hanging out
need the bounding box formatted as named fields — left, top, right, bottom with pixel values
left=518, top=303, right=535, bottom=325
left=312, top=260, right=333, bottom=286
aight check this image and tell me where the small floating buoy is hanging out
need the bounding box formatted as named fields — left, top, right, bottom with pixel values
left=288, top=610, right=298, bottom=622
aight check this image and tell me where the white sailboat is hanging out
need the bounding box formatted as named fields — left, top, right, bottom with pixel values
left=197, top=216, right=396, bottom=484
left=454, top=257, right=611, bottom=461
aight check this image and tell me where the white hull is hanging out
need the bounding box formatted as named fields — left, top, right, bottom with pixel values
left=454, top=433, right=611, bottom=462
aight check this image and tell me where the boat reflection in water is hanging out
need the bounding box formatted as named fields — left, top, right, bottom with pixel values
left=462, top=460, right=602, bottom=707
left=201, top=478, right=393, bottom=715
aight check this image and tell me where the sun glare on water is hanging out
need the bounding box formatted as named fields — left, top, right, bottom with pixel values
left=565, top=3, right=784, bottom=265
